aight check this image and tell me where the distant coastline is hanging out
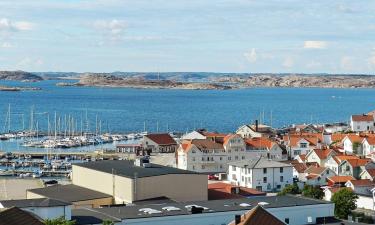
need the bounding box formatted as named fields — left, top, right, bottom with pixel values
left=2, top=70, right=375, bottom=89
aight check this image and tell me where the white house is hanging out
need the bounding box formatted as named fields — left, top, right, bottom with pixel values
left=362, top=137, right=375, bottom=156
left=350, top=114, right=375, bottom=132
left=0, top=198, right=72, bottom=220
left=345, top=180, right=375, bottom=210
left=244, top=137, right=284, bottom=161
left=342, top=135, right=365, bottom=155
left=176, top=134, right=251, bottom=173
left=236, top=123, right=273, bottom=138
left=181, top=130, right=207, bottom=140
left=305, top=149, right=336, bottom=167
left=283, top=134, right=323, bottom=158
left=303, top=166, right=334, bottom=186
left=142, top=133, right=178, bottom=153
left=228, top=157, right=293, bottom=192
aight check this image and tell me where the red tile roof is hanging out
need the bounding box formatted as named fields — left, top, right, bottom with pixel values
left=348, top=179, right=374, bottom=187
left=228, top=205, right=285, bottom=225
left=327, top=176, right=355, bottom=184
left=346, top=158, right=370, bottom=167
left=352, top=114, right=374, bottom=122
left=245, top=137, right=274, bottom=150
left=208, top=182, right=265, bottom=200
left=311, top=149, right=333, bottom=160
left=305, top=166, right=327, bottom=175
left=145, top=133, right=177, bottom=145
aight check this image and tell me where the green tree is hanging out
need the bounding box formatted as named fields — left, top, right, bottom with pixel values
left=302, top=185, right=324, bottom=199
left=352, top=141, right=361, bottom=154
left=102, top=220, right=115, bottom=225
left=331, top=188, right=358, bottom=219
left=44, top=217, right=76, bottom=225
left=277, top=183, right=300, bottom=196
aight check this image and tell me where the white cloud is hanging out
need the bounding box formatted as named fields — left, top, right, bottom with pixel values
left=93, top=19, right=127, bottom=41
left=0, top=18, right=34, bottom=32
left=243, top=48, right=257, bottom=63
left=282, top=56, right=294, bottom=68
left=303, top=41, right=327, bottom=49
left=1, top=42, right=12, bottom=48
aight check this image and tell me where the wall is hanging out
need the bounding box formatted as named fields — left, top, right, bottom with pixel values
left=135, top=174, right=207, bottom=202
left=25, top=205, right=71, bottom=221
left=72, top=165, right=114, bottom=195
left=356, top=195, right=374, bottom=210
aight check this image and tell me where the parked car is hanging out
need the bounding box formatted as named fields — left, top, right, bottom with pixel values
left=208, top=174, right=219, bottom=180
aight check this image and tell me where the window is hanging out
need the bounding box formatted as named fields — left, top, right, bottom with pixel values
left=192, top=165, right=195, bottom=170
left=326, top=170, right=329, bottom=174
left=192, top=157, right=195, bottom=161
left=285, top=218, right=290, bottom=224
left=300, top=143, right=307, bottom=148
left=202, top=157, right=205, bottom=161
left=232, top=166, right=236, bottom=171
left=219, top=157, right=222, bottom=161
left=235, top=156, right=239, bottom=160
left=201, top=165, right=205, bottom=169
left=280, top=176, right=284, bottom=182
left=280, top=167, right=283, bottom=173
left=263, top=168, right=267, bottom=174
left=242, top=156, right=245, bottom=160
left=276, top=185, right=281, bottom=189
left=263, top=177, right=267, bottom=183
left=228, top=156, right=232, bottom=161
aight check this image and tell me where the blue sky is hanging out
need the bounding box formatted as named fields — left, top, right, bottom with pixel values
left=0, top=0, right=375, bottom=73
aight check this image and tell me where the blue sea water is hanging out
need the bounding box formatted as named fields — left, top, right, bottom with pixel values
left=0, top=80, right=375, bottom=134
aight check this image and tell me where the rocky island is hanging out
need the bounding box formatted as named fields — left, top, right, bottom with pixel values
left=0, top=70, right=43, bottom=82
left=0, top=85, right=41, bottom=91
left=56, top=73, right=232, bottom=90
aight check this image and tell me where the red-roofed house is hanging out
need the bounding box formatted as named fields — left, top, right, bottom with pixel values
left=360, top=167, right=375, bottom=181
left=342, top=134, right=366, bottom=155
left=305, top=149, right=336, bottom=167
left=362, top=136, right=375, bottom=156
left=326, top=175, right=355, bottom=187
left=208, top=182, right=266, bottom=200
left=283, top=133, right=323, bottom=158
left=339, top=158, right=371, bottom=179
left=303, top=166, right=334, bottom=186
left=244, top=137, right=284, bottom=161
left=351, top=114, right=375, bottom=132
left=142, top=133, right=177, bottom=153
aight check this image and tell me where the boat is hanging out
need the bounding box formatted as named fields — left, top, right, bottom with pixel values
left=0, top=170, right=14, bottom=176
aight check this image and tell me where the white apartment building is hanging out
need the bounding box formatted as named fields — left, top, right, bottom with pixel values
left=177, top=134, right=253, bottom=173
left=350, top=114, right=375, bottom=132
left=228, top=157, right=293, bottom=192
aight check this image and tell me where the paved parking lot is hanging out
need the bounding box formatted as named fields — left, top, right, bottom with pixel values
left=0, top=178, right=43, bottom=200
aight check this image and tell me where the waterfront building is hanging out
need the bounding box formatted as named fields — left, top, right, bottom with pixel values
left=350, top=114, right=375, bottom=132
left=244, top=137, right=285, bottom=161
left=236, top=122, right=274, bottom=138
left=176, top=134, right=250, bottom=173
left=227, top=158, right=293, bottom=192
left=28, top=160, right=207, bottom=206
left=142, top=133, right=177, bottom=153
left=116, top=143, right=143, bottom=155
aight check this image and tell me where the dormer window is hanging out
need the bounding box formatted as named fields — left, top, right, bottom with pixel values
left=300, top=143, right=307, bottom=148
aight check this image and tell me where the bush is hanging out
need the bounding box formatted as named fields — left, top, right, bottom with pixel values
left=278, top=183, right=300, bottom=196
left=302, top=185, right=324, bottom=199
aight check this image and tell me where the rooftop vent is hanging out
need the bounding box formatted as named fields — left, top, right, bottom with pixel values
left=185, top=204, right=209, bottom=210
left=258, top=202, right=269, bottom=206
left=162, top=206, right=181, bottom=211
left=239, top=203, right=251, bottom=207
left=138, top=208, right=162, bottom=214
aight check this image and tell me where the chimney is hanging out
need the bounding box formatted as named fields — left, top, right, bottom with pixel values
left=235, top=214, right=242, bottom=224
left=255, top=120, right=259, bottom=132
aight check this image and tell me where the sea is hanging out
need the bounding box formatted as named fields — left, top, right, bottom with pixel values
left=0, top=79, right=375, bottom=152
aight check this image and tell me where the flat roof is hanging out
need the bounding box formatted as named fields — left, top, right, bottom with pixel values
left=72, top=195, right=332, bottom=224
left=27, top=184, right=111, bottom=203
left=0, top=198, right=70, bottom=208
left=74, top=160, right=200, bottom=178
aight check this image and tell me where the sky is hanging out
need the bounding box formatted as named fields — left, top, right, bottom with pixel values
left=0, top=0, right=375, bottom=73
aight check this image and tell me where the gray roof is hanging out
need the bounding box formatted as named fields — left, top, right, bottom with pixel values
left=72, top=195, right=331, bottom=224
left=0, top=198, right=70, bottom=208
left=74, top=160, right=200, bottom=178
left=27, top=184, right=111, bottom=203
left=228, top=157, right=292, bottom=168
